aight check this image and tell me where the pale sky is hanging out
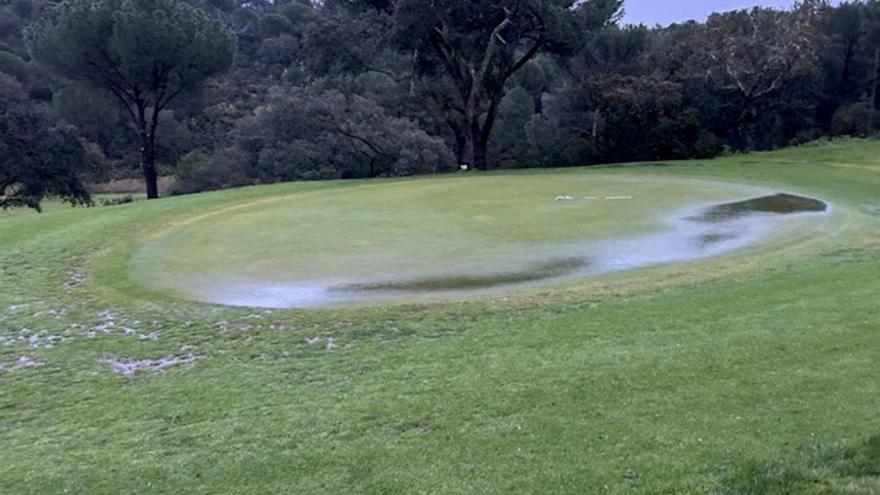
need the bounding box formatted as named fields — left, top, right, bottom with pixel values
left=622, top=0, right=824, bottom=26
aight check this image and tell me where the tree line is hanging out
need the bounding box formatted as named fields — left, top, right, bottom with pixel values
left=2, top=0, right=880, bottom=207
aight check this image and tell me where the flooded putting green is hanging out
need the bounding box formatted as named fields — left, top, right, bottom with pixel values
left=129, top=174, right=829, bottom=308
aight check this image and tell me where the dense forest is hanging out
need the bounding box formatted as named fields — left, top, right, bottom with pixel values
left=2, top=0, right=880, bottom=203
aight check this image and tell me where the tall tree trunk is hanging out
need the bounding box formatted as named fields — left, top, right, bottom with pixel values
left=461, top=125, right=476, bottom=168
left=462, top=83, right=480, bottom=169
left=873, top=48, right=880, bottom=112
left=473, top=136, right=488, bottom=170
left=457, top=13, right=511, bottom=171
left=839, top=37, right=855, bottom=93
left=140, top=131, right=159, bottom=200
left=452, top=124, right=468, bottom=166
left=135, top=103, right=160, bottom=200
left=474, top=92, right=503, bottom=171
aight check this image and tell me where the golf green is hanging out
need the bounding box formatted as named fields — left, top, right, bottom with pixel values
left=128, top=174, right=832, bottom=307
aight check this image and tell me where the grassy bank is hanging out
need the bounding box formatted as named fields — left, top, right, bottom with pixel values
left=1, top=139, right=879, bottom=494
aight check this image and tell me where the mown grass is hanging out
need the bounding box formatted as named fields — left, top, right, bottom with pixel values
left=1, top=138, right=879, bottom=494
left=127, top=173, right=758, bottom=299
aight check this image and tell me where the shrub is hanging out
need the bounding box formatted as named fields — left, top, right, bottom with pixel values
left=830, top=102, right=874, bottom=137
left=0, top=51, right=27, bottom=83
left=171, top=148, right=251, bottom=194
left=693, top=132, right=724, bottom=159
left=173, top=89, right=457, bottom=193
left=100, top=195, right=134, bottom=207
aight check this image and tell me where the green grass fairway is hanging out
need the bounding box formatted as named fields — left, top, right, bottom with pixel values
left=2, top=139, right=879, bottom=493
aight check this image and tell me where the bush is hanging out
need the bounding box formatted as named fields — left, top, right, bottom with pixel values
left=100, top=195, right=134, bottom=207
left=388, top=127, right=457, bottom=176
left=0, top=51, right=28, bottom=83
left=171, top=148, right=251, bottom=194
left=173, top=89, right=457, bottom=193
left=258, top=35, right=299, bottom=66
left=693, top=132, right=724, bottom=159
left=830, top=102, right=874, bottom=137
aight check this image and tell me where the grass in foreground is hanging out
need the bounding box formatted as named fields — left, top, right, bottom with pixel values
left=1, top=138, right=879, bottom=494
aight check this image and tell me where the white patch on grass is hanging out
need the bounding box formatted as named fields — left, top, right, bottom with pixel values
left=65, top=269, right=86, bottom=290
left=103, top=354, right=200, bottom=377
left=93, top=310, right=116, bottom=333
left=1, top=355, right=42, bottom=372
left=306, top=336, right=340, bottom=351
left=138, top=331, right=161, bottom=341
left=0, top=331, right=69, bottom=349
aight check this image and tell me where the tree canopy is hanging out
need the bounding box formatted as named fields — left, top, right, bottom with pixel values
left=0, top=73, right=91, bottom=210
left=26, top=0, right=235, bottom=198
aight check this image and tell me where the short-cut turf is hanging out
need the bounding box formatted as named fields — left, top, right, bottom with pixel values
left=129, top=174, right=763, bottom=305
left=1, top=139, right=879, bottom=494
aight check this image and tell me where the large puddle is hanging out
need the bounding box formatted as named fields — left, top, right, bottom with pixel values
left=177, top=192, right=828, bottom=308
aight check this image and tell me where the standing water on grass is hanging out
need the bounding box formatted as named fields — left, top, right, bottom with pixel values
left=130, top=175, right=830, bottom=308
left=582, top=193, right=828, bottom=274
left=328, top=193, right=829, bottom=297
left=183, top=194, right=828, bottom=308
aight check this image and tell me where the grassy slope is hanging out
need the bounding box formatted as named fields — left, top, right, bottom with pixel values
left=1, top=139, right=879, bottom=494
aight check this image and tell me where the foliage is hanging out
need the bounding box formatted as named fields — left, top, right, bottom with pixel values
left=175, top=89, right=455, bottom=193
left=99, top=194, right=134, bottom=206
left=25, top=0, right=235, bottom=199
left=831, top=101, right=876, bottom=136
left=0, top=73, right=90, bottom=210
left=389, top=0, right=616, bottom=168
left=4, top=0, right=880, bottom=196
left=697, top=3, right=823, bottom=146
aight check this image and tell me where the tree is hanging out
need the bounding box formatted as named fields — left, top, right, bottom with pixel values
left=391, top=0, right=619, bottom=169
left=573, top=74, right=697, bottom=162
left=26, top=0, right=235, bottom=199
left=174, top=89, right=456, bottom=193
left=244, top=89, right=455, bottom=178
left=0, top=73, right=91, bottom=210
left=822, top=2, right=865, bottom=100
left=866, top=1, right=880, bottom=112
left=568, top=23, right=649, bottom=77
left=698, top=2, right=822, bottom=146
left=814, top=1, right=868, bottom=126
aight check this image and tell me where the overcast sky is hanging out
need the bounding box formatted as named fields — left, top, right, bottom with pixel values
left=621, top=0, right=814, bottom=26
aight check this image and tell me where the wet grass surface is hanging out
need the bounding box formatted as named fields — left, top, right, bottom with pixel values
left=128, top=173, right=760, bottom=307
left=127, top=178, right=827, bottom=307
left=1, top=139, right=879, bottom=494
